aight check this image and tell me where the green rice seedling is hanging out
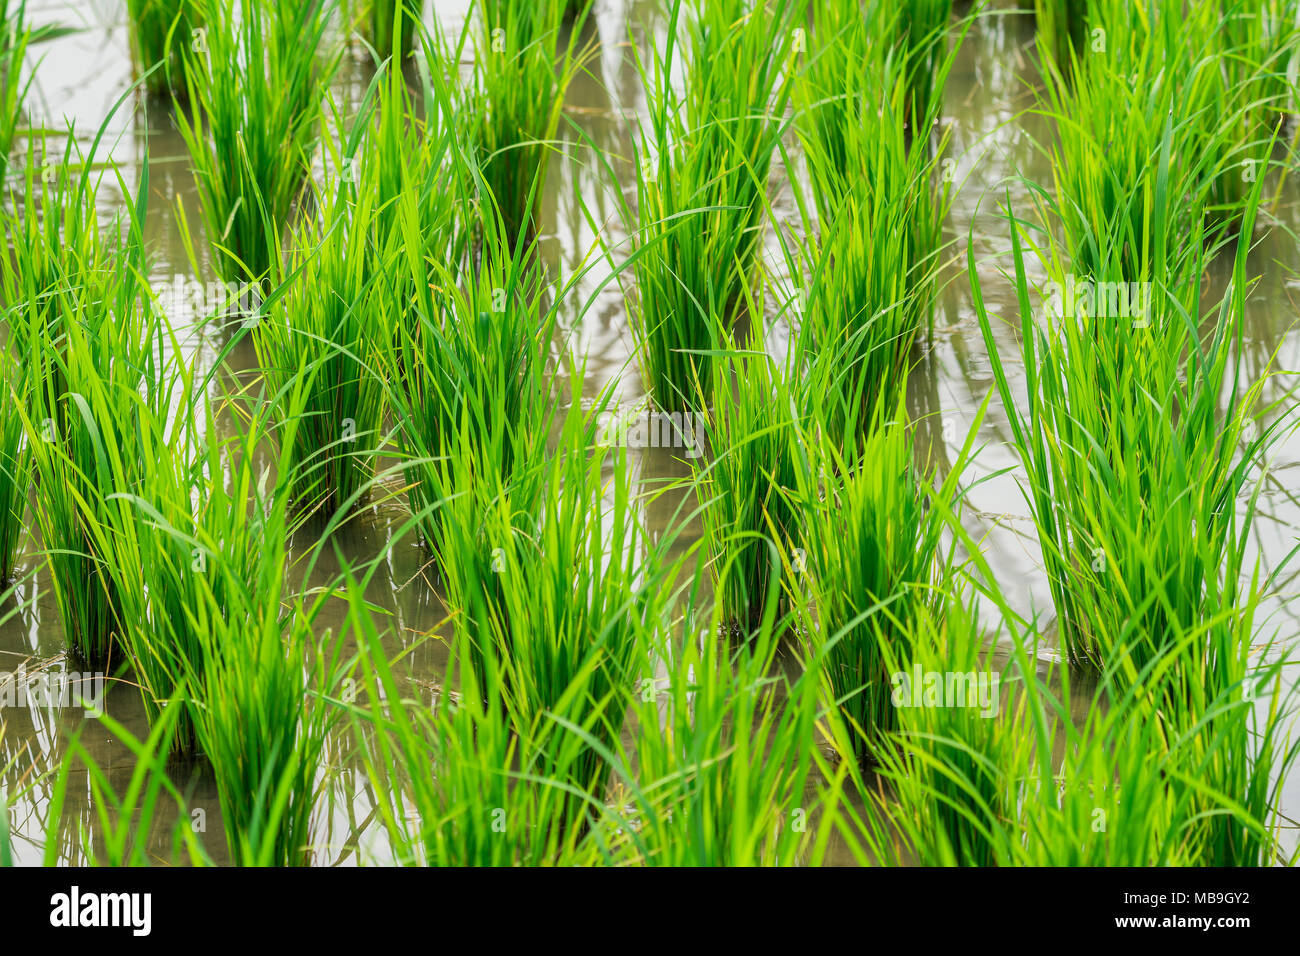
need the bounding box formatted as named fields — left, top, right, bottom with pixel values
left=785, top=159, right=950, bottom=445
left=9, top=134, right=162, bottom=667
left=596, top=588, right=829, bottom=866
left=251, top=125, right=389, bottom=517
left=850, top=587, right=1028, bottom=867
left=106, top=369, right=268, bottom=757
left=125, top=0, right=201, bottom=96
left=896, top=0, right=954, bottom=135
left=345, top=413, right=682, bottom=865
left=971, top=189, right=1273, bottom=680
left=1033, top=0, right=1270, bottom=268
left=794, top=0, right=896, bottom=222
left=788, top=396, right=986, bottom=766
left=849, top=619, right=1206, bottom=867
left=0, top=351, right=26, bottom=584
left=360, top=40, right=469, bottom=357
left=1011, top=604, right=1300, bottom=866
left=1032, top=0, right=1088, bottom=77
left=694, top=330, right=806, bottom=627
left=444, top=406, right=676, bottom=842
left=614, top=0, right=799, bottom=411
left=789, top=5, right=955, bottom=445
left=347, top=566, right=605, bottom=866
left=380, top=171, right=555, bottom=552
left=838, top=494, right=1300, bottom=868
left=185, top=389, right=351, bottom=867
left=176, top=0, right=340, bottom=284
left=367, top=0, right=422, bottom=62
left=1199, top=0, right=1296, bottom=219
left=1, top=134, right=115, bottom=412
left=467, top=0, right=590, bottom=241
left=0, top=0, right=33, bottom=179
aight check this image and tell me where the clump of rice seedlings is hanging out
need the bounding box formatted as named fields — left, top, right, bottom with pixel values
left=251, top=124, right=389, bottom=517
left=617, top=0, right=799, bottom=411
left=851, top=587, right=1028, bottom=867
left=679, top=0, right=799, bottom=226
left=693, top=330, right=805, bottom=627
left=348, top=421, right=681, bottom=864
left=466, top=0, right=590, bottom=241
left=367, top=0, right=422, bottom=62
left=0, top=352, right=26, bottom=584
left=794, top=0, right=896, bottom=221
left=789, top=397, right=984, bottom=765
left=9, top=136, right=160, bottom=667
left=362, top=42, right=467, bottom=349
left=1021, top=612, right=1300, bottom=866
left=347, top=567, right=602, bottom=866
left=789, top=4, right=953, bottom=444
left=125, top=0, right=200, bottom=96
left=971, top=191, right=1272, bottom=678
left=897, top=0, right=954, bottom=135
left=176, top=0, right=340, bottom=283
left=446, top=407, right=673, bottom=842
left=786, top=159, right=950, bottom=444
left=597, top=593, right=829, bottom=866
left=1, top=136, right=114, bottom=403
left=106, top=369, right=259, bottom=758
left=380, top=176, right=555, bottom=552
left=1034, top=0, right=1268, bottom=269
left=1032, top=0, right=1088, bottom=77
left=186, top=390, right=350, bottom=866
left=1200, top=0, right=1296, bottom=218
left=841, top=512, right=1300, bottom=868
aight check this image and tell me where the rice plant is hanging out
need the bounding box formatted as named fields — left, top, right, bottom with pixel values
left=348, top=569, right=603, bottom=866
left=350, top=412, right=682, bottom=863
left=176, top=0, right=339, bottom=283
left=184, top=388, right=350, bottom=866
left=0, top=349, right=25, bottom=584
left=125, top=0, right=200, bottom=95
left=1032, top=0, right=1088, bottom=76
left=842, top=516, right=1300, bottom=868
left=7, top=132, right=161, bottom=667
left=897, top=0, right=954, bottom=135
left=693, top=333, right=805, bottom=626
left=618, top=0, right=800, bottom=411
left=597, top=592, right=831, bottom=866
left=379, top=167, right=556, bottom=552
left=0, top=0, right=33, bottom=178
left=789, top=1, right=954, bottom=445
left=790, top=397, right=985, bottom=765
left=367, top=0, right=421, bottom=62
left=367, top=39, right=467, bottom=343
left=851, top=587, right=1027, bottom=867
left=1034, top=0, right=1274, bottom=267
left=971, top=189, right=1273, bottom=677
left=467, top=0, right=590, bottom=241
left=1201, top=0, right=1296, bottom=219
left=251, top=121, right=389, bottom=517
left=451, top=409, right=673, bottom=841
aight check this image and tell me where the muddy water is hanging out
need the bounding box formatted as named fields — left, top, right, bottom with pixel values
left=2, top=0, right=1298, bottom=864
